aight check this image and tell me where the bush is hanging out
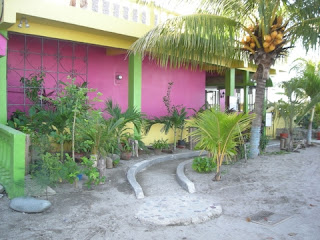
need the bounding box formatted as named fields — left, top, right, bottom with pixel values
left=192, top=156, right=216, bottom=173
left=152, top=139, right=169, bottom=150
left=259, top=134, right=269, bottom=152
left=295, top=113, right=320, bottom=129
left=80, top=157, right=105, bottom=188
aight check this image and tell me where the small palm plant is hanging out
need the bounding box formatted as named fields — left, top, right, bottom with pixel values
left=188, top=109, right=255, bottom=181
left=145, top=107, right=187, bottom=151
left=105, top=99, right=144, bottom=144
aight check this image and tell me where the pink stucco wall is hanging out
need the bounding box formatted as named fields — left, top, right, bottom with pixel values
left=142, top=60, right=205, bottom=117
left=7, top=34, right=205, bottom=118
left=87, top=48, right=128, bottom=111
left=0, top=34, right=7, bottom=56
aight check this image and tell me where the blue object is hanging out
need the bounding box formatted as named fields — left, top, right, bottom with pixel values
left=77, top=174, right=83, bottom=180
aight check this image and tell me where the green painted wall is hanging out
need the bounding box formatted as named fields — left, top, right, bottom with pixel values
left=225, top=68, right=235, bottom=96
left=0, top=30, right=7, bottom=124
left=128, top=54, right=142, bottom=137
left=243, top=70, right=249, bottom=114
left=128, top=54, right=142, bottom=111
left=0, top=124, right=26, bottom=198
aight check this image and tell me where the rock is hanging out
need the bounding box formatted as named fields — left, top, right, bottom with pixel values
left=10, top=197, right=51, bottom=213
left=97, top=159, right=107, bottom=178
left=0, top=184, right=4, bottom=193
left=106, top=157, right=113, bottom=169
left=0, top=194, right=3, bottom=198
left=109, top=154, right=120, bottom=161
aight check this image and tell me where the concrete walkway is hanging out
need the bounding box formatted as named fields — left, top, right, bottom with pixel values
left=128, top=140, right=311, bottom=226
left=134, top=157, right=222, bottom=225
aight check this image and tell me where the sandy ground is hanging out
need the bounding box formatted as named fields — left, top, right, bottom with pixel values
left=0, top=143, right=320, bottom=240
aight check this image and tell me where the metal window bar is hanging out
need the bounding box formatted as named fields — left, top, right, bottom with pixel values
left=7, top=33, right=88, bottom=114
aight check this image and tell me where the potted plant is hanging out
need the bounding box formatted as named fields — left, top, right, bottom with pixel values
left=74, top=139, right=94, bottom=161
left=120, top=140, right=132, bottom=160
left=152, top=140, right=162, bottom=154
left=152, top=139, right=168, bottom=154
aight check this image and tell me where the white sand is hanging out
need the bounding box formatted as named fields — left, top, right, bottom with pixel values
left=0, top=144, right=319, bottom=240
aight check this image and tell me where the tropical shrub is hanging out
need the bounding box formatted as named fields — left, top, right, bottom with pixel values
left=80, top=156, right=105, bottom=189
left=152, top=139, right=169, bottom=150
left=259, top=134, right=269, bottom=152
left=188, top=109, right=255, bottom=181
left=192, top=156, right=216, bottom=173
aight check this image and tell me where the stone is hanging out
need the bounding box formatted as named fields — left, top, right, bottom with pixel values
left=0, top=184, right=4, bottom=193
left=10, top=197, right=51, bottom=213
left=0, top=194, right=3, bottom=198
left=109, top=154, right=120, bottom=161
left=106, top=157, right=113, bottom=169
left=97, top=158, right=107, bottom=178
left=136, top=194, right=222, bottom=226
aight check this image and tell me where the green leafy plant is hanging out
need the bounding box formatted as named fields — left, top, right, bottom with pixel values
left=31, top=153, right=82, bottom=187
left=259, top=134, right=269, bottom=152
left=7, top=110, right=30, bottom=132
left=62, top=154, right=81, bottom=184
left=80, top=110, right=124, bottom=157
left=50, top=125, right=72, bottom=160
left=295, top=113, right=319, bottom=129
left=31, top=153, right=63, bottom=187
left=121, top=139, right=133, bottom=152
left=152, top=139, right=169, bottom=150
left=188, top=108, right=255, bottom=181
left=145, top=107, right=187, bottom=151
left=113, top=158, right=120, bottom=167
left=80, top=156, right=105, bottom=189
left=20, top=73, right=45, bottom=103
left=75, top=139, right=94, bottom=154
left=192, top=156, right=216, bottom=173
left=105, top=99, right=145, bottom=145
left=275, top=79, right=306, bottom=150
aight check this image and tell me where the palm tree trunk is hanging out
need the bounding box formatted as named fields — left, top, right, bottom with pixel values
left=288, top=115, right=294, bottom=151
left=249, top=50, right=276, bottom=158
left=307, top=106, right=315, bottom=145
left=60, top=139, right=64, bottom=161
left=173, top=126, right=177, bottom=151
left=214, top=162, right=221, bottom=181
left=72, top=111, right=76, bottom=162
left=249, top=64, right=267, bottom=158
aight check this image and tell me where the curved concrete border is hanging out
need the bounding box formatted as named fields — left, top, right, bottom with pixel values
left=127, top=151, right=206, bottom=199
left=176, top=159, right=195, bottom=193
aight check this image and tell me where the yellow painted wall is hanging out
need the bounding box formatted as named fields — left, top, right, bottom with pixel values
left=2, top=0, right=153, bottom=49
left=142, top=123, right=188, bottom=146
left=123, top=122, right=188, bottom=146
left=266, top=117, right=286, bottom=139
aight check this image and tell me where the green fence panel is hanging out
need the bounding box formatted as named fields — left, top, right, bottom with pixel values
left=0, top=124, right=25, bottom=198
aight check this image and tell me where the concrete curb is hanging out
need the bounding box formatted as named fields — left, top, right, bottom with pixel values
left=176, top=159, right=196, bottom=193
left=127, top=151, right=205, bottom=199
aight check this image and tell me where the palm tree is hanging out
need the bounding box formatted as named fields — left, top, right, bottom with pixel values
left=188, top=109, right=255, bottom=181
left=277, top=79, right=305, bottom=150
left=130, top=0, right=320, bottom=158
left=144, top=106, right=187, bottom=151
left=105, top=99, right=145, bottom=144
left=291, top=59, right=320, bottom=145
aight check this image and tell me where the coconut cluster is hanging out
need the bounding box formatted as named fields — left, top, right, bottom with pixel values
left=241, top=16, right=286, bottom=54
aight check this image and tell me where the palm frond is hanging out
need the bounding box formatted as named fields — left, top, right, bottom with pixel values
left=129, top=14, right=243, bottom=71
left=295, top=94, right=320, bottom=124
left=187, top=109, right=255, bottom=160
